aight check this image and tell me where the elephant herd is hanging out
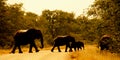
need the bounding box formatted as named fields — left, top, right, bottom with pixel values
left=51, top=36, right=84, bottom=52
left=10, top=29, right=112, bottom=53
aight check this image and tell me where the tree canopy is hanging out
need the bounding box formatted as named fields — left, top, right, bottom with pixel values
left=88, top=0, right=120, bottom=53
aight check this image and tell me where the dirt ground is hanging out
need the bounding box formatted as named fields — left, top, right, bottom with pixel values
left=0, top=45, right=120, bottom=60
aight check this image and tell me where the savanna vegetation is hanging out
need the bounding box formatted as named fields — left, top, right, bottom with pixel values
left=0, top=0, right=120, bottom=54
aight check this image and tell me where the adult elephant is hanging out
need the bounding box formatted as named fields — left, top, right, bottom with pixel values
left=51, top=35, right=75, bottom=52
left=98, top=34, right=112, bottom=50
left=11, top=29, right=44, bottom=53
left=71, top=41, right=84, bottom=51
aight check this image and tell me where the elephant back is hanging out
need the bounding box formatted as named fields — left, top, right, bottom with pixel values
left=14, top=30, right=29, bottom=45
left=65, top=36, right=75, bottom=42
left=100, top=35, right=112, bottom=44
left=99, top=34, right=112, bottom=48
left=54, top=35, right=75, bottom=42
left=14, top=30, right=28, bottom=40
left=71, top=41, right=84, bottom=48
left=53, top=35, right=75, bottom=46
left=26, top=29, right=42, bottom=39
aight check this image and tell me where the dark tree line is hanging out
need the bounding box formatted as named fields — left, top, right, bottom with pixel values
left=88, top=0, right=120, bottom=53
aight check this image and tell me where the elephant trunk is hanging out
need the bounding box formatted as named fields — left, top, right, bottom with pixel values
left=40, top=34, right=44, bottom=49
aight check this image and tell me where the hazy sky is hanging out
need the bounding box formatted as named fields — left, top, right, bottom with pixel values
left=7, top=0, right=94, bottom=17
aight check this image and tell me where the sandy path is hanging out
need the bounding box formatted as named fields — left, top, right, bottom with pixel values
left=0, top=50, right=71, bottom=60
left=1, top=45, right=120, bottom=60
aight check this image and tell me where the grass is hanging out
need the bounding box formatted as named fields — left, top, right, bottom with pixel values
left=70, top=45, right=120, bottom=60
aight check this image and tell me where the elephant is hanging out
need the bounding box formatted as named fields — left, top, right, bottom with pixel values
left=71, top=41, right=84, bottom=51
left=11, top=29, right=44, bottom=53
left=98, top=35, right=112, bottom=50
left=51, top=35, right=75, bottom=52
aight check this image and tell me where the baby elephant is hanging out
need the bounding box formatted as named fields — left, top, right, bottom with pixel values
left=71, top=41, right=84, bottom=51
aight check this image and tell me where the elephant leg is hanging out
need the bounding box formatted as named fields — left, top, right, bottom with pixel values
left=11, top=45, right=17, bottom=53
left=70, top=47, right=76, bottom=52
left=18, top=45, right=23, bottom=53
left=29, top=44, right=33, bottom=53
left=74, top=47, right=76, bottom=51
left=100, top=46, right=104, bottom=50
left=81, top=47, right=83, bottom=50
left=69, top=47, right=73, bottom=52
left=33, top=43, right=39, bottom=52
left=58, top=46, right=61, bottom=52
left=65, top=44, right=69, bottom=52
left=80, top=47, right=82, bottom=50
left=65, top=46, right=67, bottom=52
left=78, top=47, right=80, bottom=51
left=29, top=42, right=39, bottom=53
left=106, top=46, right=109, bottom=50
left=51, top=45, right=56, bottom=52
left=66, top=43, right=72, bottom=52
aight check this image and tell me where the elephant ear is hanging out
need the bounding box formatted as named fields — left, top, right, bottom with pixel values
left=26, top=29, right=37, bottom=38
left=35, top=30, right=42, bottom=39
left=27, top=29, right=42, bottom=39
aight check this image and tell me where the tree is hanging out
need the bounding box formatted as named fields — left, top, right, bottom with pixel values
left=87, top=0, right=120, bottom=53
left=41, top=10, right=75, bottom=39
left=88, top=0, right=120, bottom=34
left=0, top=0, right=25, bottom=48
left=23, top=12, right=39, bottom=29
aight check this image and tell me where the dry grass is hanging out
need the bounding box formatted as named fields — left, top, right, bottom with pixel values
left=70, top=45, right=120, bottom=60
left=0, top=49, right=10, bottom=55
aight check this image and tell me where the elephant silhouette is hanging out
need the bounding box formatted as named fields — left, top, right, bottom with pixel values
left=98, top=35, right=112, bottom=50
left=71, top=41, right=84, bottom=51
left=11, top=29, right=44, bottom=53
left=51, top=36, right=75, bottom=52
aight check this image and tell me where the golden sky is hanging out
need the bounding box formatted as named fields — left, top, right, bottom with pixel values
left=7, top=0, right=94, bottom=17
